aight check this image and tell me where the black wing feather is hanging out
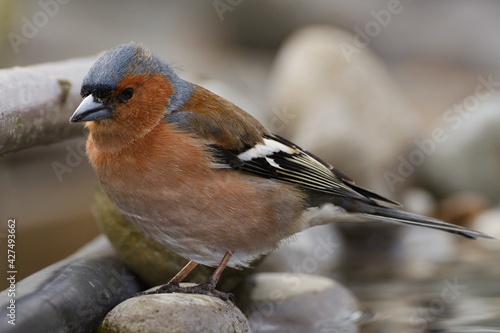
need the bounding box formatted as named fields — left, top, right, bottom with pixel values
left=209, top=134, right=398, bottom=206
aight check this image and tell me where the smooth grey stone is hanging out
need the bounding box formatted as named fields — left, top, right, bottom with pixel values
left=239, top=273, right=363, bottom=333
left=0, top=236, right=141, bottom=333
left=99, top=292, right=251, bottom=333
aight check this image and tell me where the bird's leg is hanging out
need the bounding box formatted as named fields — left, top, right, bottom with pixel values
left=136, top=260, right=198, bottom=296
left=205, top=251, right=232, bottom=289
left=137, top=252, right=234, bottom=301
left=185, top=251, right=233, bottom=301
left=169, top=260, right=199, bottom=285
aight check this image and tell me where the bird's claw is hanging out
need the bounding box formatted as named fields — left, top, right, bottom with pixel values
left=136, top=282, right=233, bottom=302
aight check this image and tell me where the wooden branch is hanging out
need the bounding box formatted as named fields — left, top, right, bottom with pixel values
left=0, top=56, right=98, bottom=155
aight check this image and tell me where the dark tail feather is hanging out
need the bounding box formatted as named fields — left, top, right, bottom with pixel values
left=358, top=206, right=495, bottom=240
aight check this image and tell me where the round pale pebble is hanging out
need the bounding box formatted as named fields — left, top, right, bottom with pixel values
left=99, top=293, right=251, bottom=333
left=239, top=273, right=364, bottom=333
left=472, top=208, right=500, bottom=251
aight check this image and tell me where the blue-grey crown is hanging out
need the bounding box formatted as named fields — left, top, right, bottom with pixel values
left=81, top=42, right=193, bottom=112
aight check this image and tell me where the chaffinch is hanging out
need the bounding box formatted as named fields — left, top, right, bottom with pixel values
left=70, top=43, right=493, bottom=299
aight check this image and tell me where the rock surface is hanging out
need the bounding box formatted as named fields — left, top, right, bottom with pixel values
left=0, top=236, right=141, bottom=333
left=99, top=292, right=250, bottom=333
left=417, top=93, right=500, bottom=202
left=269, top=25, right=423, bottom=196
left=238, top=273, right=362, bottom=333
left=436, top=191, right=490, bottom=226
left=257, top=225, right=341, bottom=275
left=472, top=208, right=500, bottom=250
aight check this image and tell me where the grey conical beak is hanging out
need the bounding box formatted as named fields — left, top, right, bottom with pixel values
left=70, top=95, right=112, bottom=122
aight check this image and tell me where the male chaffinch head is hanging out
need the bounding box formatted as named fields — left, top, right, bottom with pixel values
left=70, top=43, right=494, bottom=299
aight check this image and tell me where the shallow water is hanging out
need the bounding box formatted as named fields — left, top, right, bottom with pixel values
left=335, top=231, right=500, bottom=333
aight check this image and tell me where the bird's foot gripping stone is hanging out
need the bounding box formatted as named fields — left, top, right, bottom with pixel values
left=137, top=282, right=234, bottom=302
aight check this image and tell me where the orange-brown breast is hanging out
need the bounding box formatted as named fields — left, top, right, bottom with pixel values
left=86, top=121, right=306, bottom=266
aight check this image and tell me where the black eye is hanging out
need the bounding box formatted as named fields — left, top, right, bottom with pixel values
left=118, top=88, right=134, bottom=102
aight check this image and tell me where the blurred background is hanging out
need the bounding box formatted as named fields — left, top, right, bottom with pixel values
left=1, top=1, right=500, bottom=331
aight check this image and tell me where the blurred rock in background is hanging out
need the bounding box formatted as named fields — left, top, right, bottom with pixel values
left=268, top=25, right=422, bottom=195
left=416, top=93, right=500, bottom=202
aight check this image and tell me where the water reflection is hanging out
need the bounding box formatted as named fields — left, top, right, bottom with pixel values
left=335, top=227, right=500, bottom=332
